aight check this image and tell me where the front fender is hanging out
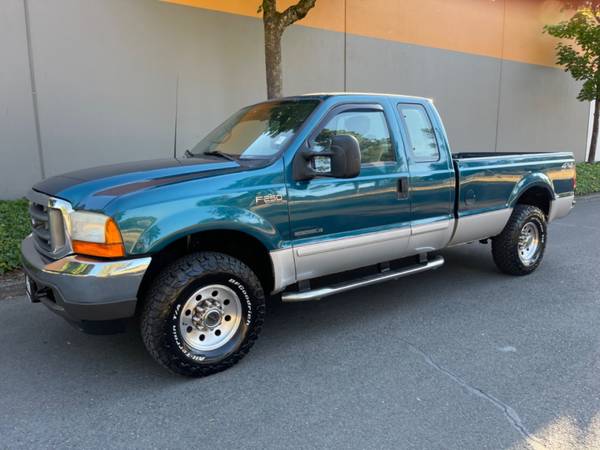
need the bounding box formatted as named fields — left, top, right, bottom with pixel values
left=119, top=204, right=283, bottom=255
left=507, top=173, right=556, bottom=208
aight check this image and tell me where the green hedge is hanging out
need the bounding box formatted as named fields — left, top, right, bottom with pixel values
left=0, top=199, right=30, bottom=274
left=576, top=162, right=600, bottom=196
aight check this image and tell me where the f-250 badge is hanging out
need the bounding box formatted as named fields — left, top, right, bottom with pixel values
left=255, top=193, right=284, bottom=205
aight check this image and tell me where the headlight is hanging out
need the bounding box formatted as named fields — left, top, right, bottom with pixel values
left=70, top=211, right=125, bottom=258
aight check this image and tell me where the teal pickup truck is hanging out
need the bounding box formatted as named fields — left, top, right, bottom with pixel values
left=21, top=93, right=575, bottom=376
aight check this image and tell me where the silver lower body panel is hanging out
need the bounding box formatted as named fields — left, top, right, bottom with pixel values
left=548, top=194, right=575, bottom=222
left=448, top=208, right=513, bottom=246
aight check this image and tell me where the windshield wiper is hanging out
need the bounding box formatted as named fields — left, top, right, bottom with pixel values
left=203, top=150, right=237, bottom=162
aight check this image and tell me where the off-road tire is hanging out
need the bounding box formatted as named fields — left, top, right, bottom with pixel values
left=491, top=205, right=547, bottom=276
left=140, top=251, right=265, bottom=377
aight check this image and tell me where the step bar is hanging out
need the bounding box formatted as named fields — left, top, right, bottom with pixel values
left=281, top=255, right=445, bottom=303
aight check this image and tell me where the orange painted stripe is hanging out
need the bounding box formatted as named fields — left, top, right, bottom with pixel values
left=162, top=0, right=345, bottom=31
left=503, top=0, right=571, bottom=67
left=161, top=0, right=572, bottom=67
left=346, top=0, right=504, bottom=61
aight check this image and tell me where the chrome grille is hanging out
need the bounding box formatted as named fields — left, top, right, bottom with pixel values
left=29, top=201, right=52, bottom=253
left=27, top=190, right=72, bottom=259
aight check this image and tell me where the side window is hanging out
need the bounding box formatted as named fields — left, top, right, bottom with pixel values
left=313, top=110, right=395, bottom=164
left=398, top=104, right=439, bottom=162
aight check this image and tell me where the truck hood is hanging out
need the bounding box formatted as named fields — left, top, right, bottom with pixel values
left=33, top=157, right=242, bottom=210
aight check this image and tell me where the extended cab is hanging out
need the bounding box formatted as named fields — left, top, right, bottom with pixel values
left=21, top=93, right=576, bottom=376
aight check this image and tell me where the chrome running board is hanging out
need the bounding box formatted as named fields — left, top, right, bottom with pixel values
left=281, top=255, right=444, bottom=303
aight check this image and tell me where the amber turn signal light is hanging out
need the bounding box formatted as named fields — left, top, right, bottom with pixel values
left=72, top=217, right=125, bottom=258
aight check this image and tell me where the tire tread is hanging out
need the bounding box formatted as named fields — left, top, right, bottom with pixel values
left=491, top=205, right=547, bottom=276
left=140, top=251, right=265, bottom=377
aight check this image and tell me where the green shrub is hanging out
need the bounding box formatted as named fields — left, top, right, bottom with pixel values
left=0, top=199, right=30, bottom=274
left=576, top=162, right=600, bottom=196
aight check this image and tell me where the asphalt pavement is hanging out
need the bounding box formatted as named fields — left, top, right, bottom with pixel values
left=1, top=196, right=599, bottom=449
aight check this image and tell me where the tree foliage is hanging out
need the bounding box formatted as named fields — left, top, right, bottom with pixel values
left=545, top=1, right=600, bottom=161
left=544, top=3, right=600, bottom=101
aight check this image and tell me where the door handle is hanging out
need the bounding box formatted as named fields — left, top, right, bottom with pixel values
left=397, top=177, right=409, bottom=199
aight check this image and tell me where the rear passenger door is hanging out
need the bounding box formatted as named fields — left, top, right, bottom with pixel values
left=287, top=103, right=412, bottom=280
left=396, top=102, right=455, bottom=253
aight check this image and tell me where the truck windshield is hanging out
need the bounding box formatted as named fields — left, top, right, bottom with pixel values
left=189, top=99, right=320, bottom=160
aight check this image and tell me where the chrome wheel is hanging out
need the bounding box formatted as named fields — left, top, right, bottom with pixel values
left=518, top=222, right=540, bottom=266
left=179, top=284, right=242, bottom=352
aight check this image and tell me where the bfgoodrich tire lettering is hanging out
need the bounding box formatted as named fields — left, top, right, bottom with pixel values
left=141, top=252, right=265, bottom=377
left=491, top=205, right=547, bottom=276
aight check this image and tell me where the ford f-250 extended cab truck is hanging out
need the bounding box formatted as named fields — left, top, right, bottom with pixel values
left=21, top=93, right=575, bottom=376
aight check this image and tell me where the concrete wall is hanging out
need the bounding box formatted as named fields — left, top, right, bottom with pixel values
left=0, top=0, right=43, bottom=198
left=496, top=61, right=588, bottom=154
left=346, top=34, right=502, bottom=153
left=0, top=0, right=589, bottom=198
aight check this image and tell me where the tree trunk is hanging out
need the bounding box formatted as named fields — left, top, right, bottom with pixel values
left=589, top=99, right=600, bottom=163
left=264, top=19, right=283, bottom=99
left=261, top=0, right=316, bottom=99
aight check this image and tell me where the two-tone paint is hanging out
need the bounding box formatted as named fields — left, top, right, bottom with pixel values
left=28, top=94, right=575, bottom=299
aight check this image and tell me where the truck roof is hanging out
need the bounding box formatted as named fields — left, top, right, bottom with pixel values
left=298, top=92, right=432, bottom=102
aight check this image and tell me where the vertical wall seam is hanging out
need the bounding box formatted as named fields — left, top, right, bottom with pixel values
left=493, top=0, right=507, bottom=154
left=173, top=74, right=179, bottom=158
left=23, top=0, right=45, bottom=178
left=343, top=0, right=347, bottom=92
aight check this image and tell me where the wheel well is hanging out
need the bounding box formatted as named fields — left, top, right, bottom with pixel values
left=136, top=230, right=274, bottom=311
left=515, top=186, right=551, bottom=217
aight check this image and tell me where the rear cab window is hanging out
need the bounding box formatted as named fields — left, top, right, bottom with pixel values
left=397, top=104, right=440, bottom=162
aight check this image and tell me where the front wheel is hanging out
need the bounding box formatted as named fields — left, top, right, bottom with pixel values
left=491, top=205, right=547, bottom=276
left=140, top=252, right=265, bottom=377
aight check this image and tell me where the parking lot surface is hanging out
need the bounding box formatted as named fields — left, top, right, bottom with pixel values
left=1, top=197, right=599, bottom=449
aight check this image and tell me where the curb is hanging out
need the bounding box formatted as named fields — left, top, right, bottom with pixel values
left=0, top=270, right=25, bottom=300
left=575, top=192, right=600, bottom=202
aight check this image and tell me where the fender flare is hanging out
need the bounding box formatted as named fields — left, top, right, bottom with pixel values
left=507, top=173, right=556, bottom=209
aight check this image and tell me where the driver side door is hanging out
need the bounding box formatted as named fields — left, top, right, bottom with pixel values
left=287, top=102, right=412, bottom=281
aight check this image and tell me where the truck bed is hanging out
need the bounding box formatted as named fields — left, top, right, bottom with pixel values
left=447, top=151, right=575, bottom=245
left=452, top=151, right=574, bottom=213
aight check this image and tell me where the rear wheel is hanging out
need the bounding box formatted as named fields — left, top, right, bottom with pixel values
left=140, top=251, right=265, bottom=377
left=491, top=205, right=547, bottom=276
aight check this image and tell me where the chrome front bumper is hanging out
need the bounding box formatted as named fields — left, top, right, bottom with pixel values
left=21, top=235, right=151, bottom=324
